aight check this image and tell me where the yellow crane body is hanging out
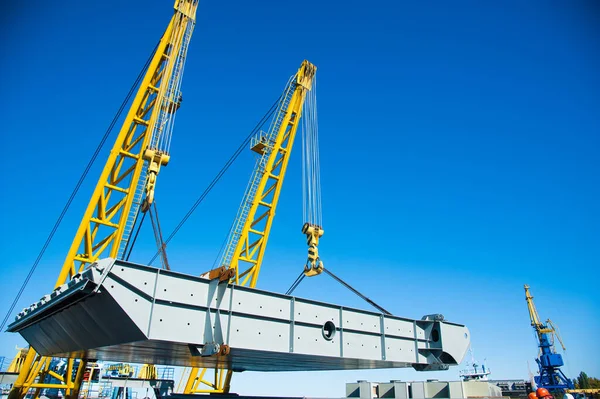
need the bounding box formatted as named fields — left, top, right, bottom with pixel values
left=8, top=2, right=198, bottom=398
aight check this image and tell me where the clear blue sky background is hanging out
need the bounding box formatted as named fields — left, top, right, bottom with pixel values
left=0, top=0, right=598, bottom=396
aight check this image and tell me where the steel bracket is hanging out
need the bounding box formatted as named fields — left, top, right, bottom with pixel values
left=201, top=276, right=229, bottom=356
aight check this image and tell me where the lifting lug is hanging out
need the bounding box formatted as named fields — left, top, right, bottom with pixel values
left=219, top=344, right=230, bottom=356
left=202, top=266, right=235, bottom=282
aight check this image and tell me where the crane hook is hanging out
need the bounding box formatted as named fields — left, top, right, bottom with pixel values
left=302, top=222, right=324, bottom=277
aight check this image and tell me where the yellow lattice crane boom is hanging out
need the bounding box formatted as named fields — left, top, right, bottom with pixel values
left=6, top=347, right=28, bottom=374
left=525, top=284, right=555, bottom=340
left=8, top=2, right=198, bottom=398
left=183, top=60, right=317, bottom=394
left=226, top=60, right=316, bottom=287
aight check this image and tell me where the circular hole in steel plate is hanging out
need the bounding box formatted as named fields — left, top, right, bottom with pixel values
left=322, top=320, right=336, bottom=341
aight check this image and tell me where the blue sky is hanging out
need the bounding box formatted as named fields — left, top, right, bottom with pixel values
left=1, top=0, right=598, bottom=396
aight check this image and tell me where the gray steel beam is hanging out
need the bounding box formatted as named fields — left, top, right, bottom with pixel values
left=8, top=258, right=470, bottom=372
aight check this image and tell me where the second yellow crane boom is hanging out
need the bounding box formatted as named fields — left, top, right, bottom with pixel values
left=222, top=60, right=317, bottom=288
left=184, top=60, right=317, bottom=394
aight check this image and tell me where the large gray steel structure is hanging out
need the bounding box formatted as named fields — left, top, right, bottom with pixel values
left=8, top=258, right=470, bottom=373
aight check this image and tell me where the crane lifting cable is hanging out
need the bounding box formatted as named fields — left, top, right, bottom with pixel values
left=287, top=74, right=390, bottom=314
left=149, top=202, right=171, bottom=270
left=301, top=75, right=324, bottom=277
left=285, top=266, right=392, bottom=315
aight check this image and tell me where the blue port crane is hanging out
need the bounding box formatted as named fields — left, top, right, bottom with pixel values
left=524, top=284, right=574, bottom=392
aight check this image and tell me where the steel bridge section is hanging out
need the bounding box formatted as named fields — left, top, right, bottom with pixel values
left=8, top=258, right=470, bottom=373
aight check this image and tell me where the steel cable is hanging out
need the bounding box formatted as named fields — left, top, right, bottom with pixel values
left=125, top=211, right=147, bottom=261
left=301, top=76, right=322, bottom=227
left=284, top=267, right=391, bottom=315
left=285, top=271, right=306, bottom=295
left=323, top=268, right=392, bottom=315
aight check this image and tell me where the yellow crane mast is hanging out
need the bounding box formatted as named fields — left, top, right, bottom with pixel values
left=225, top=60, right=317, bottom=287
left=183, top=60, right=318, bottom=394
left=525, top=284, right=566, bottom=350
left=525, top=284, right=553, bottom=340
left=8, top=2, right=198, bottom=398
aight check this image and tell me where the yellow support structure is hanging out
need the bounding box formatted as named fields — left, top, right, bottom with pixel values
left=233, top=60, right=316, bottom=287
left=6, top=347, right=28, bottom=373
left=524, top=284, right=555, bottom=340
left=8, top=2, right=198, bottom=398
left=228, top=60, right=316, bottom=288
left=138, top=364, right=158, bottom=380
left=183, top=60, right=317, bottom=394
